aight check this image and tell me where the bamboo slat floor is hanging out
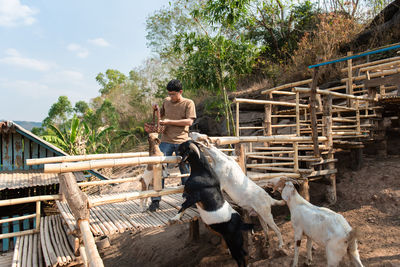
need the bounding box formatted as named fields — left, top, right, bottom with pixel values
left=56, top=193, right=199, bottom=237
left=10, top=215, right=79, bottom=267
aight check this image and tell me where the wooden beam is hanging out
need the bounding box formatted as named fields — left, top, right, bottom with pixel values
left=310, top=67, right=320, bottom=157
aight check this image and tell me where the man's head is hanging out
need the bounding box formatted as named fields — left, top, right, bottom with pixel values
left=167, top=79, right=183, bottom=102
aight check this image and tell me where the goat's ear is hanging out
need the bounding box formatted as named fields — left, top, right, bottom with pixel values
left=240, top=223, right=254, bottom=231
left=272, top=178, right=286, bottom=193
left=189, top=142, right=201, bottom=158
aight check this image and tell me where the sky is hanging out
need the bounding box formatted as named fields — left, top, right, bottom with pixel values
left=0, top=0, right=171, bottom=122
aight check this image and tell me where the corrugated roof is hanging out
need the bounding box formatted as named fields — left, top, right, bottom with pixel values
left=0, top=170, right=84, bottom=190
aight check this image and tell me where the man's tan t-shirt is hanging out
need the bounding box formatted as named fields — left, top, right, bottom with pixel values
left=161, top=97, right=196, bottom=144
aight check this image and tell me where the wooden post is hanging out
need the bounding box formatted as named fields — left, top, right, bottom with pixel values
left=347, top=51, right=354, bottom=107
left=153, top=164, right=162, bottom=191
left=323, top=95, right=336, bottom=204
left=59, top=172, right=104, bottom=267
left=235, top=143, right=246, bottom=175
left=189, top=219, right=200, bottom=241
left=236, top=102, right=240, bottom=137
left=310, top=67, right=320, bottom=157
left=293, top=142, right=299, bottom=173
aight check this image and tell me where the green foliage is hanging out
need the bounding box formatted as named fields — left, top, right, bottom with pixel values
left=43, top=96, right=73, bottom=127
left=96, top=69, right=128, bottom=95
left=42, top=115, right=86, bottom=155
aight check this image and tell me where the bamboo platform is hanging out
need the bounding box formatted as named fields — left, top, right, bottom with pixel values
left=11, top=215, right=79, bottom=267
left=56, top=193, right=199, bottom=237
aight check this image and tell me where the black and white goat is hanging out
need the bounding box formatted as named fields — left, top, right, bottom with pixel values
left=271, top=178, right=364, bottom=267
left=170, top=140, right=252, bottom=267
left=189, top=132, right=285, bottom=248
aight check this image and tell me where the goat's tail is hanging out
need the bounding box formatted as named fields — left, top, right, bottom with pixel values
left=347, top=228, right=364, bottom=267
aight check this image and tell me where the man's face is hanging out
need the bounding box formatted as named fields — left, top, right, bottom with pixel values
left=168, top=90, right=183, bottom=102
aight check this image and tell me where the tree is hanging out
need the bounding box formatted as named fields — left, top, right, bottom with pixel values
left=42, top=115, right=86, bottom=155
left=43, top=96, right=73, bottom=127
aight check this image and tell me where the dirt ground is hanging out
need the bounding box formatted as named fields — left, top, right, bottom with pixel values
left=99, top=154, right=400, bottom=267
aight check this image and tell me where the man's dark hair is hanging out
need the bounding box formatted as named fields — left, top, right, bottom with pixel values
left=166, top=79, right=182, bottom=92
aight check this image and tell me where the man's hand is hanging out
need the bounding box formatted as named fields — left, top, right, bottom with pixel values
left=152, top=103, right=159, bottom=110
left=159, top=119, right=170, bottom=125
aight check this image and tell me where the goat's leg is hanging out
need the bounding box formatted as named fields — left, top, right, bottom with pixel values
left=139, top=179, right=148, bottom=212
left=348, top=240, right=363, bottom=267
left=169, top=195, right=198, bottom=223
left=326, top=243, right=347, bottom=267
left=305, top=237, right=313, bottom=265
left=292, top=229, right=303, bottom=267
left=259, top=213, right=283, bottom=249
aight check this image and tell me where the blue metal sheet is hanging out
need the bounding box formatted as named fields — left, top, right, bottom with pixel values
left=13, top=133, right=23, bottom=170
left=1, top=134, right=12, bottom=171
left=39, top=145, right=46, bottom=169
left=31, top=143, right=39, bottom=170
left=23, top=137, right=31, bottom=171
left=1, top=216, right=9, bottom=251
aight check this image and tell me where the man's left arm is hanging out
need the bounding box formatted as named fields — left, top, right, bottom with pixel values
left=160, top=100, right=196, bottom=127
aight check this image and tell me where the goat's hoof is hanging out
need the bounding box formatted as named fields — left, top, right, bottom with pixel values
left=304, top=259, right=312, bottom=266
left=168, top=218, right=179, bottom=225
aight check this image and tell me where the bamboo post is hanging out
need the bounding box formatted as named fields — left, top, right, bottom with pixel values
left=235, top=143, right=246, bottom=175
left=296, top=92, right=300, bottom=136
left=323, top=95, right=336, bottom=204
left=80, top=220, right=104, bottom=267
left=355, top=100, right=361, bottom=134
left=153, top=164, right=162, bottom=191
left=293, top=142, right=299, bottom=173
left=35, top=201, right=40, bottom=232
left=347, top=51, right=354, bottom=107
left=236, top=102, right=240, bottom=137
left=310, top=67, right=320, bottom=157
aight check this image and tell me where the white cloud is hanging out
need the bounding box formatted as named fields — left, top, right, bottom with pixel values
left=67, top=43, right=89, bottom=58
left=88, top=38, right=110, bottom=47
left=0, top=48, right=52, bottom=71
left=0, top=0, right=38, bottom=27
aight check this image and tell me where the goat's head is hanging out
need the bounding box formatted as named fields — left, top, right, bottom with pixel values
left=265, top=176, right=299, bottom=193
left=189, top=132, right=212, bottom=147
left=177, top=140, right=201, bottom=163
left=148, top=133, right=160, bottom=145
left=281, top=181, right=296, bottom=201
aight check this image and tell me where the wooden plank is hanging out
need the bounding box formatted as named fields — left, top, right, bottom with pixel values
left=364, top=73, right=400, bottom=88
left=13, top=133, right=23, bottom=170
left=2, top=134, right=12, bottom=171
left=23, top=137, right=31, bottom=171
left=39, top=146, right=47, bottom=169
left=307, top=169, right=337, bottom=177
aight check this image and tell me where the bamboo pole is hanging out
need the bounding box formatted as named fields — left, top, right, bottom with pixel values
left=36, top=201, right=41, bottom=232
left=340, top=56, right=400, bottom=72
left=341, top=67, right=400, bottom=83
left=26, top=152, right=149, bottom=165
left=323, top=95, right=336, bottom=204
left=296, top=92, right=300, bottom=136
left=356, top=100, right=361, bottom=134
left=261, top=79, right=312, bottom=94
left=80, top=220, right=104, bottom=267
left=0, top=195, right=60, bottom=207
left=153, top=164, right=162, bottom=191
left=214, top=135, right=328, bottom=145
left=44, top=156, right=181, bottom=173
left=78, top=177, right=141, bottom=187
left=90, top=186, right=184, bottom=207
left=310, top=67, right=320, bottom=158
left=236, top=102, right=240, bottom=137
left=0, top=214, right=36, bottom=224
left=271, top=91, right=296, bottom=95
left=347, top=51, right=354, bottom=107
left=234, top=98, right=308, bottom=108
left=248, top=172, right=301, bottom=181
left=294, top=87, right=373, bottom=101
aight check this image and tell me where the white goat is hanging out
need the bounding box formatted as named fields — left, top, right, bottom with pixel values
left=272, top=178, right=363, bottom=267
left=189, top=132, right=286, bottom=248
left=139, top=133, right=165, bottom=212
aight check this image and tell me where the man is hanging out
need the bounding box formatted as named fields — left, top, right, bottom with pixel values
left=148, top=79, right=196, bottom=212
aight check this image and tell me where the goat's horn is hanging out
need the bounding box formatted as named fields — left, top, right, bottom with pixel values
left=189, top=142, right=201, bottom=158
